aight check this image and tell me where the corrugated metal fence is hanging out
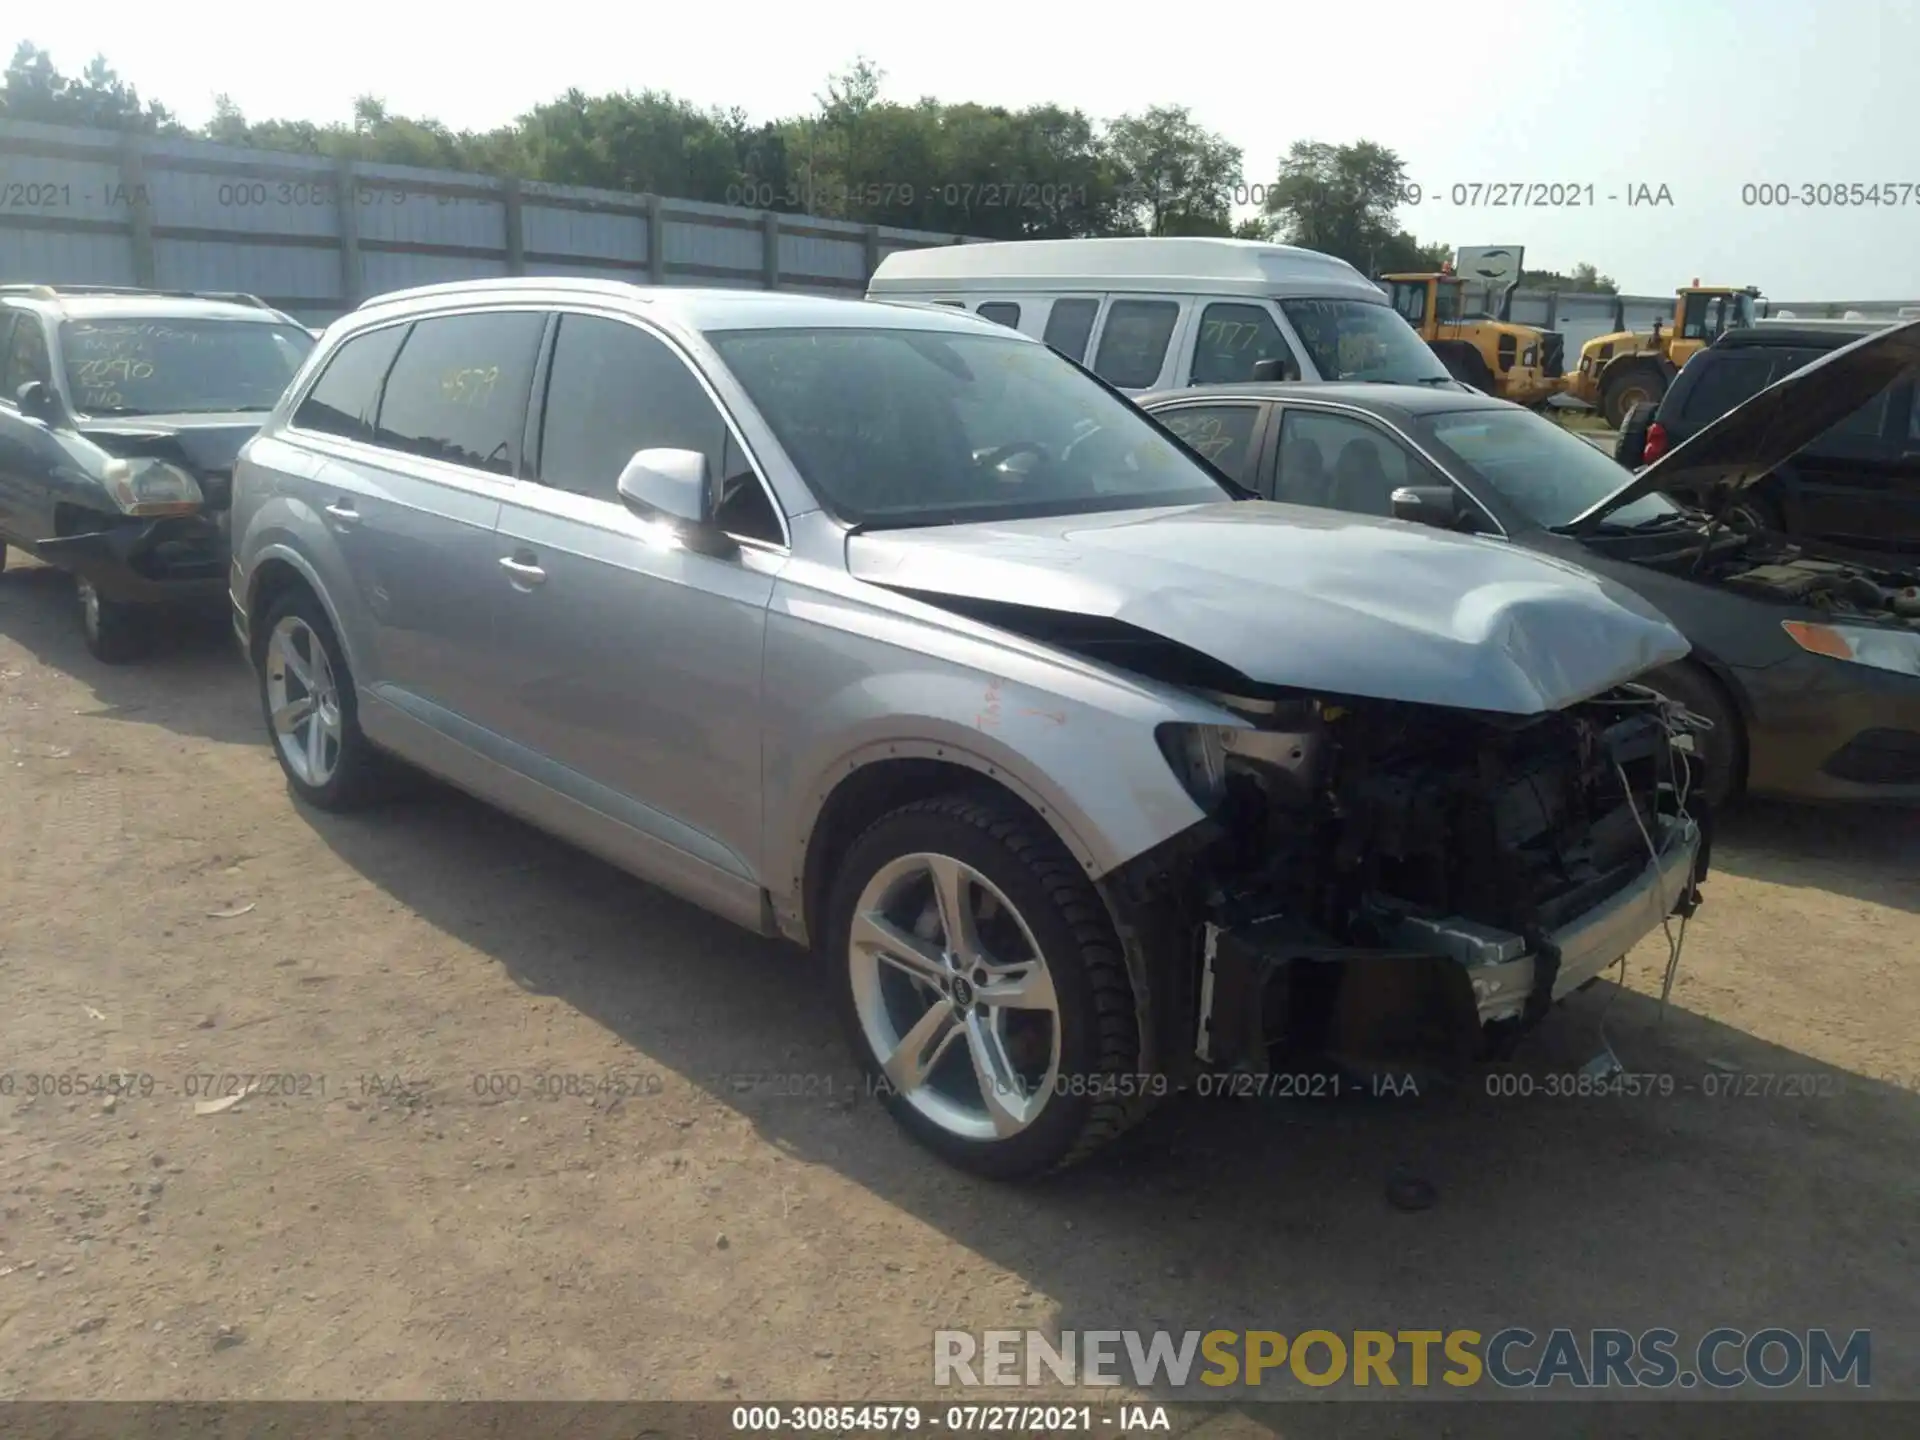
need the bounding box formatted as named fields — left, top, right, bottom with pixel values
left=7, top=118, right=1918, bottom=334
left=0, top=118, right=979, bottom=325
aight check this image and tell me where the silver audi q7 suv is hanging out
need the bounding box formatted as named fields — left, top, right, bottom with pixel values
left=231, top=279, right=1708, bottom=1179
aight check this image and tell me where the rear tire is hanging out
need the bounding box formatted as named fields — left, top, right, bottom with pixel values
left=1614, top=401, right=1657, bottom=468
left=254, top=586, right=396, bottom=811
left=1642, top=660, right=1744, bottom=813
left=76, top=577, right=156, bottom=664
left=825, top=793, right=1157, bottom=1180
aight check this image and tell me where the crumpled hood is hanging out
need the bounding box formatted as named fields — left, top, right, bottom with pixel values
left=847, top=501, right=1691, bottom=714
left=1566, top=317, right=1920, bottom=532
left=79, top=411, right=268, bottom=475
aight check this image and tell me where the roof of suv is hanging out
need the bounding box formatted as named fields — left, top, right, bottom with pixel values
left=350, top=277, right=1011, bottom=337
left=1714, top=324, right=1880, bottom=350
left=0, top=284, right=297, bottom=325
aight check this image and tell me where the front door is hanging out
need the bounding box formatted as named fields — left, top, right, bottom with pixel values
left=489, top=310, right=784, bottom=887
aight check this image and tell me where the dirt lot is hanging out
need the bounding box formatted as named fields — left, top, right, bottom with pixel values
left=2, top=551, right=1917, bottom=1429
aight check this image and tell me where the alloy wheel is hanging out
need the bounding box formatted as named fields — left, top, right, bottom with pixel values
left=848, top=851, right=1062, bottom=1142
left=265, top=615, right=344, bottom=788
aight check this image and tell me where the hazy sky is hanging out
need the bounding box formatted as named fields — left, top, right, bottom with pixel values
left=13, top=0, right=1918, bottom=298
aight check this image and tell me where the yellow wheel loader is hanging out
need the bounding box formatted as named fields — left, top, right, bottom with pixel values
left=1380, top=267, right=1566, bottom=406
left=1565, top=283, right=1763, bottom=426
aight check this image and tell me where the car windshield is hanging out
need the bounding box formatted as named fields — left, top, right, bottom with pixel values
left=707, top=326, right=1233, bottom=528
left=1279, top=298, right=1455, bottom=384
left=1413, top=406, right=1686, bottom=530
left=60, top=318, right=315, bottom=416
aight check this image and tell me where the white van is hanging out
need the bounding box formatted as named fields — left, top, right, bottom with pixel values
left=865, top=237, right=1456, bottom=394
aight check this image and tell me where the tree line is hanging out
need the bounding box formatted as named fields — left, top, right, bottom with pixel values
left=0, top=42, right=1617, bottom=290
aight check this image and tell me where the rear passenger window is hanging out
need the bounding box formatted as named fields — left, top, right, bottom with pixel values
left=1807, top=386, right=1893, bottom=456
left=1092, top=300, right=1179, bottom=388
left=1190, top=302, right=1298, bottom=385
left=1677, top=355, right=1775, bottom=424
left=536, top=314, right=782, bottom=544
left=1040, top=298, right=1099, bottom=362
left=976, top=302, right=1021, bottom=328
left=1153, top=403, right=1261, bottom=479
left=373, top=312, right=544, bottom=474
left=293, top=324, right=408, bottom=440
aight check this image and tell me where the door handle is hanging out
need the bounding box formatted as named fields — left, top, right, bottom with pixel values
left=323, top=501, right=359, bottom=526
left=499, top=556, right=546, bottom=585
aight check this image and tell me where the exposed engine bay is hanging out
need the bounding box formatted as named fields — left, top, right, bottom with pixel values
left=1625, top=530, right=1920, bottom=628
left=1127, top=685, right=1708, bottom=1083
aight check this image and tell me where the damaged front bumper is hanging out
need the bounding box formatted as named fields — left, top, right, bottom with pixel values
left=1390, top=813, right=1702, bottom=1026
left=34, top=513, right=230, bottom=606
left=1197, top=813, right=1706, bottom=1074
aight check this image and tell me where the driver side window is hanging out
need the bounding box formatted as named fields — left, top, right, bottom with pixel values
left=3, top=314, right=53, bottom=395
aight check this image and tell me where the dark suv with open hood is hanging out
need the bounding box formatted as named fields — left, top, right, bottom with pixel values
left=1141, top=318, right=1920, bottom=810
left=0, top=284, right=316, bottom=661
left=1614, top=320, right=1920, bottom=551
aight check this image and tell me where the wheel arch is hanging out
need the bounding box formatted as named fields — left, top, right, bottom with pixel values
left=242, top=545, right=358, bottom=676
left=793, top=746, right=1106, bottom=953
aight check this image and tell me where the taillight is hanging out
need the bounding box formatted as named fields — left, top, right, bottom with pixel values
left=1641, top=421, right=1670, bottom=464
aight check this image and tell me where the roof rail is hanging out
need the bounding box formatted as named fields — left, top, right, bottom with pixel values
left=0, top=283, right=277, bottom=311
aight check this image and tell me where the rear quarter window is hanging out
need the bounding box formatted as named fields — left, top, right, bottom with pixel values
left=1675, top=354, right=1778, bottom=424
left=293, top=324, right=409, bottom=440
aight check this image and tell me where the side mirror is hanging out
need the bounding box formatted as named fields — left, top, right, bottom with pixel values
left=16, top=380, right=61, bottom=424
left=1390, top=485, right=1464, bottom=529
left=614, top=448, right=734, bottom=556
left=1251, top=357, right=1300, bottom=383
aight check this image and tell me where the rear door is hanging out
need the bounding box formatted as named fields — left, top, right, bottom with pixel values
left=284, top=307, right=544, bottom=728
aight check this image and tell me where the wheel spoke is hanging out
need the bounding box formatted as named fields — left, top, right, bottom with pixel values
left=963, top=1012, right=1030, bottom=1136
left=881, top=999, right=961, bottom=1096
left=271, top=696, right=314, bottom=735
left=305, top=709, right=328, bottom=778
left=977, top=959, right=1057, bottom=1014
left=926, top=854, right=985, bottom=965
left=279, top=637, right=314, bottom=692
left=850, top=910, right=948, bottom=988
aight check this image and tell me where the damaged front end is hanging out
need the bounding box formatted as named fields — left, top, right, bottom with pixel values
left=1106, top=686, right=1710, bottom=1087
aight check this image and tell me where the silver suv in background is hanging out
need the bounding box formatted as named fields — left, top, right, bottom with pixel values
left=230, top=279, right=1708, bottom=1179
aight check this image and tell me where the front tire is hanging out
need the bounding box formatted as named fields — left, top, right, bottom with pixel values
left=1643, top=660, right=1744, bottom=813
left=254, top=587, right=394, bottom=811
left=826, top=793, right=1155, bottom=1180
left=1602, top=365, right=1666, bottom=428
left=76, top=577, right=156, bottom=664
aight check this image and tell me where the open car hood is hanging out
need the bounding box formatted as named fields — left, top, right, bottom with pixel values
left=1564, top=317, right=1920, bottom=534
left=846, top=501, right=1690, bottom=716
